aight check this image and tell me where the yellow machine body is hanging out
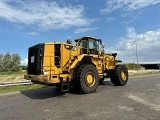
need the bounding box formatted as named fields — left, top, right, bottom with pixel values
left=24, top=36, right=128, bottom=93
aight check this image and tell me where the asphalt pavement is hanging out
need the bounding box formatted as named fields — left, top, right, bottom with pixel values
left=0, top=74, right=160, bottom=120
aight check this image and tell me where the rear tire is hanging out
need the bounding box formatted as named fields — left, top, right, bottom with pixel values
left=110, top=65, right=128, bottom=86
left=75, top=64, right=99, bottom=94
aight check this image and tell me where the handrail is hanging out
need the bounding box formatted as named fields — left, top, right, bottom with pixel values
left=54, top=56, right=61, bottom=66
left=69, top=38, right=82, bottom=56
left=62, top=42, right=83, bottom=71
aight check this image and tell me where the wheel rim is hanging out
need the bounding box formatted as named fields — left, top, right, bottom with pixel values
left=121, top=70, right=127, bottom=81
left=85, top=72, right=95, bottom=87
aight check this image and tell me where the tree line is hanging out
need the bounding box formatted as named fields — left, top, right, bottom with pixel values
left=0, top=52, right=21, bottom=72
left=125, top=63, right=143, bottom=70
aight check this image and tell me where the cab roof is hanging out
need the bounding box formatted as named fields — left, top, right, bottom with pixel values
left=74, top=36, right=98, bottom=42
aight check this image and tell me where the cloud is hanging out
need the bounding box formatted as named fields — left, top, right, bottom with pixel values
left=106, top=17, right=116, bottom=22
left=74, top=27, right=100, bottom=34
left=106, top=27, right=160, bottom=63
left=26, top=31, right=39, bottom=35
left=122, top=11, right=142, bottom=24
left=0, top=0, right=90, bottom=31
left=21, top=58, right=28, bottom=65
left=101, top=0, right=160, bottom=13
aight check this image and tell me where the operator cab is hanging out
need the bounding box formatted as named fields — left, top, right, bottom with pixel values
left=75, top=36, right=102, bottom=55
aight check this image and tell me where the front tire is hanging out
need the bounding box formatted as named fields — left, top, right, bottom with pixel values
left=110, top=65, right=128, bottom=86
left=75, top=64, right=99, bottom=94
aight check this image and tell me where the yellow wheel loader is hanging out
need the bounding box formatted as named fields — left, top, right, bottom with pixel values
left=24, top=36, right=128, bottom=93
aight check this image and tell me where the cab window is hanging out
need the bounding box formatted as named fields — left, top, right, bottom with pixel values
left=80, top=40, right=88, bottom=48
left=89, top=39, right=97, bottom=49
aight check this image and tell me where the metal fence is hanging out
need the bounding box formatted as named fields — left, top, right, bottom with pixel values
left=0, top=80, right=32, bottom=87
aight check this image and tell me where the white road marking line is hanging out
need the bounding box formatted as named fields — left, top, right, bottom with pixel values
left=126, top=93, right=160, bottom=111
left=118, top=105, right=134, bottom=111
left=43, top=109, right=50, bottom=112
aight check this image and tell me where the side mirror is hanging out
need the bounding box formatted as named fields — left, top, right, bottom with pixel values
left=67, top=39, right=72, bottom=44
left=98, top=39, right=102, bottom=44
left=100, top=39, right=102, bottom=44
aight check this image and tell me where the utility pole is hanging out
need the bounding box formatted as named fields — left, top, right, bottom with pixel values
left=129, top=41, right=138, bottom=72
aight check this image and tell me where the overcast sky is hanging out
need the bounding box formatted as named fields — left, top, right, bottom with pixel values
left=0, top=0, right=160, bottom=65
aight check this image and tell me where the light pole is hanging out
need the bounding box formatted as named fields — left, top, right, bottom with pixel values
left=129, top=41, right=139, bottom=72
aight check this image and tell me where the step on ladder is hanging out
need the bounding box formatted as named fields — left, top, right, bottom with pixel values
left=60, top=78, right=70, bottom=92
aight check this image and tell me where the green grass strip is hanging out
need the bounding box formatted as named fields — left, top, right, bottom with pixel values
left=0, top=84, right=47, bottom=94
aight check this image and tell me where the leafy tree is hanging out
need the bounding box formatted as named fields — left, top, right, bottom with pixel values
left=21, top=65, right=28, bottom=70
left=0, top=54, right=3, bottom=71
left=0, top=52, right=21, bottom=72
left=1, top=52, right=12, bottom=72
left=11, top=53, right=21, bottom=72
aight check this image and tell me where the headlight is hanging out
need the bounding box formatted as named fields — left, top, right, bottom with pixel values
left=43, top=69, right=48, bottom=75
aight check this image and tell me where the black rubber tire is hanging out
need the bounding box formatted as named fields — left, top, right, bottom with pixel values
left=75, top=64, right=99, bottom=94
left=110, top=65, right=128, bottom=86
